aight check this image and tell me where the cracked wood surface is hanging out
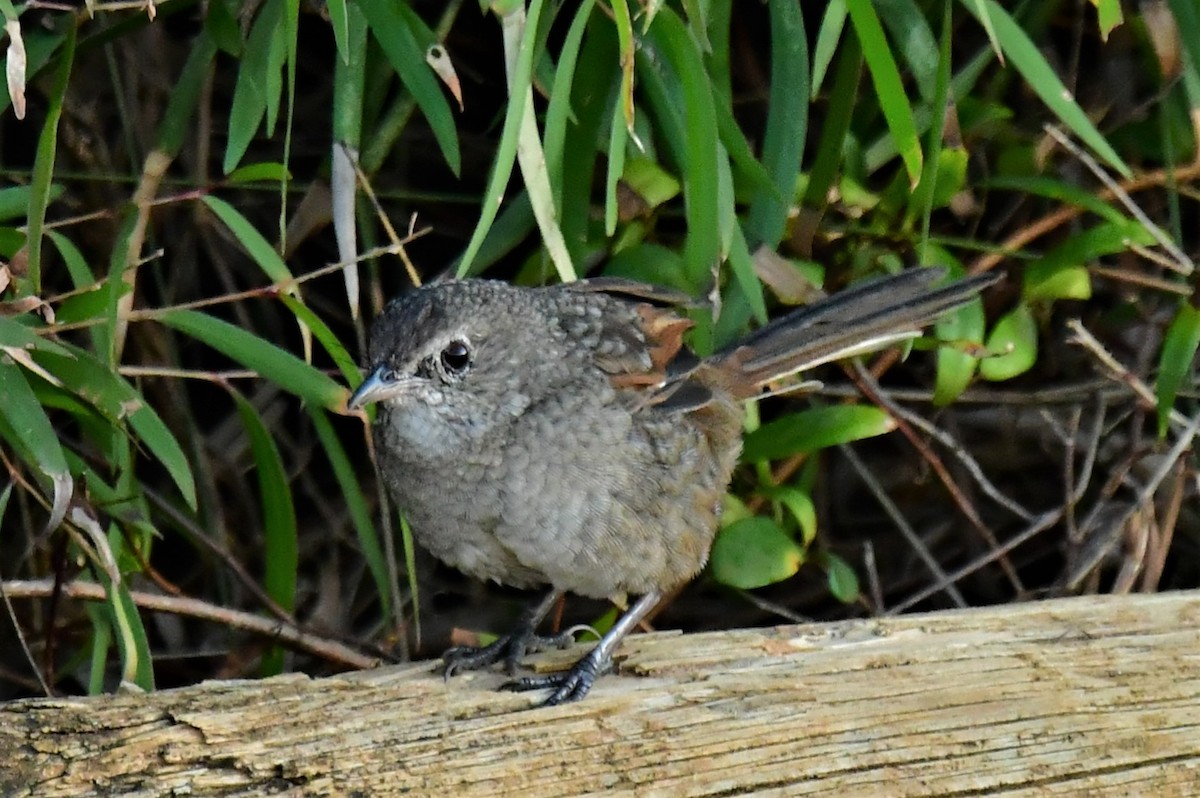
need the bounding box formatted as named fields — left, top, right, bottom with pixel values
left=2, top=591, right=1199, bottom=796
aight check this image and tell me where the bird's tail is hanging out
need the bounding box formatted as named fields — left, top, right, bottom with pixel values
left=710, top=268, right=997, bottom=397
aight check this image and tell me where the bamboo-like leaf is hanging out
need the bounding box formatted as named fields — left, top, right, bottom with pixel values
left=453, top=0, right=548, bottom=276
left=25, top=19, right=75, bottom=293
left=33, top=344, right=197, bottom=509
left=961, top=0, right=1130, bottom=177
left=326, top=0, right=351, bottom=63
left=278, top=294, right=359, bottom=387
left=310, top=408, right=393, bottom=621
left=359, top=0, right=461, bottom=176
left=811, top=0, right=848, bottom=99
left=203, top=195, right=293, bottom=284
left=742, top=405, right=896, bottom=462
left=223, top=0, right=286, bottom=174
left=643, top=8, right=721, bottom=284
left=226, top=162, right=291, bottom=183
left=1155, top=304, right=1200, bottom=438
left=847, top=0, right=922, bottom=185
left=744, top=0, right=807, bottom=249
left=805, top=32, right=862, bottom=209
left=233, top=390, right=297, bottom=676
left=0, top=359, right=71, bottom=532
left=159, top=309, right=346, bottom=410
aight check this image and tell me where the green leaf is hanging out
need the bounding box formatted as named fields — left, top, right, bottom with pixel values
left=811, top=0, right=848, bottom=99
left=1023, top=221, right=1153, bottom=301
left=817, top=551, right=861, bottom=603
left=101, top=523, right=156, bottom=691
left=1093, top=0, right=1123, bottom=40
left=226, top=162, right=292, bottom=184
left=744, top=0, right=807, bottom=249
left=711, top=516, right=804, bottom=589
left=621, top=157, right=681, bottom=211
left=454, top=0, right=547, bottom=275
left=202, top=195, right=293, bottom=284
left=327, top=0, right=351, bottom=62
left=643, top=8, right=721, bottom=285
left=224, top=0, right=286, bottom=174
left=25, top=19, right=76, bottom=293
left=543, top=0, right=598, bottom=201
left=233, top=391, right=297, bottom=676
left=934, top=292, right=987, bottom=406
left=0, top=314, right=74, bottom=357
left=875, top=0, right=939, bottom=100
left=278, top=294, right=359, bottom=386
left=33, top=345, right=197, bottom=509
left=0, top=184, right=62, bottom=222
left=742, top=405, right=896, bottom=462
left=159, top=310, right=346, bottom=409
left=804, top=29, right=862, bottom=209
left=762, top=486, right=818, bottom=546
left=0, top=360, right=72, bottom=532
left=960, top=0, right=1130, bottom=177
left=1155, top=303, right=1200, bottom=438
left=980, top=304, right=1038, bottom=381
left=205, top=0, right=242, bottom=56
left=156, top=31, right=218, bottom=157
left=1023, top=263, right=1091, bottom=302
left=310, top=408, right=393, bottom=620
left=1168, top=0, right=1200, bottom=105
left=847, top=0, right=922, bottom=184
left=981, top=175, right=1131, bottom=226
left=359, top=0, right=461, bottom=175
left=604, top=91, right=630, bottom=237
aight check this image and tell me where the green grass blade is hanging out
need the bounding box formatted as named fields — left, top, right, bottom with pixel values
left=745, top=0, right=807, bottom=249
left=961, top=0, right=1130, bottom=177
left=32, top=344, right=197, bottom=510
left=25, top=18, right=75, bottom=293
left=223, top=0, right=285, bottom=174
left=202, top=195, right=294, bottom=284
left=0, top=360, right=72, bottom=531
left=159, top=309, right=346, bottom=410
left=643, top=7, right=720, bottom=285
left=233, top=390, right=297, bottom=676
left=847, top=0, right=922, bottom=185
left=1156, top=304, right=1200, bottom=438
left=742, top=405, right=896, bottom=462
left=359, top=0, right=461, bottom=176
left=310, top=408, right=393, bottom=621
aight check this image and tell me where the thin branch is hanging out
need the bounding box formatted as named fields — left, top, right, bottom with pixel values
left=838, top=445, right=967, bottom=608
left=2, top=579, right=379, bottom=670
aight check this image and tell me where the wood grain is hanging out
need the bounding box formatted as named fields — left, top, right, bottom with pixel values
left=4, top=592, right=1199, bottom=796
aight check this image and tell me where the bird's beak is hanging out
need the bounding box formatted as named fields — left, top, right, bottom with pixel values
left=348, top=366, right=401, bottom=410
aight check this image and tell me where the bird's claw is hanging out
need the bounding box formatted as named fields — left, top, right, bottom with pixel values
left=441, top=628, right=576, bottom=679
left=501, top=648, right=611, bottom=706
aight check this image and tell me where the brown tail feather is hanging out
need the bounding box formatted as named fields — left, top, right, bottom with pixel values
left=711, top=269, right=997, bottom=396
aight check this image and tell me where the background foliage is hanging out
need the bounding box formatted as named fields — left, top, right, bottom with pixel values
left=1, top=0, right=1197, bottom=697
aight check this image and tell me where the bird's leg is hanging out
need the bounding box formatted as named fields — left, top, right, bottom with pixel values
left=503, top=589, right=662, bottom=706
left=441, top=589, right=573, bottom=677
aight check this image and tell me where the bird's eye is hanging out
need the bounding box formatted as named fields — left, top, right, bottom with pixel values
left=439, top=340, right=472, bottom=375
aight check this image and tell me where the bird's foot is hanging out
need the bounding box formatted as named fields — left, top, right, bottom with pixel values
left=501, top=646, right=612, bottom=706
left=441, top=626, right=576, bottom=679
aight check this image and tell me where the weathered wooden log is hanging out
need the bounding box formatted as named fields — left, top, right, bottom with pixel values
left=3, top=592, right=1199, bottom=796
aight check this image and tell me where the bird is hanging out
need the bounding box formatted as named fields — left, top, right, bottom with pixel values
left=348, top=267, right=996, bottom=705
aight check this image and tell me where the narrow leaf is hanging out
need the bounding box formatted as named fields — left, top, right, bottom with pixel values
left=742, top=405, right=896, bottom=462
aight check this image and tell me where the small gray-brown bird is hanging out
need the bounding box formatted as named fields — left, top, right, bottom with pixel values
left=349, top=268, right=995, bottom=705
